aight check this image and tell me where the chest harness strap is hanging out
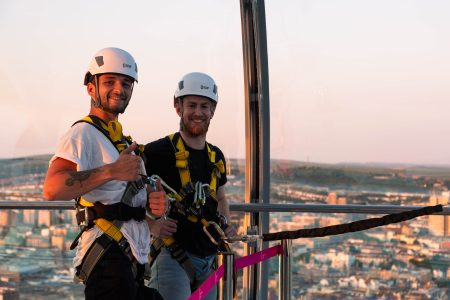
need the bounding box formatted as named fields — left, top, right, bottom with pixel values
left=147, top=133, right=227, bottom=287
left=71, top=115, right=146, bottom=284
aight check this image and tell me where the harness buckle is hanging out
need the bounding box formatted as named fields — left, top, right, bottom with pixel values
left=74, top=201, right=89, bottom=230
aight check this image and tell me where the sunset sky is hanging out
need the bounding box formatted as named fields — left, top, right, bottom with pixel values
left=1, top=0, right=449, bottom=165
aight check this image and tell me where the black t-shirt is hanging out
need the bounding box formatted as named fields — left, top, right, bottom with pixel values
left=144, top=134, right=227, bottom=256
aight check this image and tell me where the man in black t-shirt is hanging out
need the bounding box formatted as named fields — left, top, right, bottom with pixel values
left=144, top=72, right=237, bottom=299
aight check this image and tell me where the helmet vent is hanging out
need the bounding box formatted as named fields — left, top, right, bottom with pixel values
left=178, top=81, right=184, bottom=90
left=95, top=56, right=104, bottom=67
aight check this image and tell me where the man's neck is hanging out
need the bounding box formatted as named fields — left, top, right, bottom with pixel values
left=89, top=107, right=118, bottom=123
left=179, top=131, right=206, bottom=150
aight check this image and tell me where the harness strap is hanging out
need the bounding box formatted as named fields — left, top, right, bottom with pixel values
left=71, top=116, right=147, bottom=283
left=168, top=133, right=192, bottom=190
left=76, top=220, right=136, bottom=283
left=146, top=133, right=228, bottom=284
left=75, top=202, right=146, bottom=225
left=167, top=132, right=225, bottom=195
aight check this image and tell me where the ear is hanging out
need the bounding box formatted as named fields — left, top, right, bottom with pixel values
left=87, top=82, right=96, bottom=99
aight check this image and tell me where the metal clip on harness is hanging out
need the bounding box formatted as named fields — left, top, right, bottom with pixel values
left=202, top=221, right=227, bottom=246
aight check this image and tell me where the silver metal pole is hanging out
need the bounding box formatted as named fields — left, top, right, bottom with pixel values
left=239, top=0, right=270, bottom=298
left=218, top=252, right=235, bottom=300
left=279, top=240, right=292, bottom=300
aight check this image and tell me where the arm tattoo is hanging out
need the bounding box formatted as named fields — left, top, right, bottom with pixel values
left=65, top=169, right=100, bottom=187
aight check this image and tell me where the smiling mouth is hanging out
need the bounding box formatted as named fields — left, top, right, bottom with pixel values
left=109, top=97, right=126, bottom=102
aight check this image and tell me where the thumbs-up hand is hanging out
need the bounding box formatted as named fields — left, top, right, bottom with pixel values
left=148, top=178, right=167, bottom=217
left=110, top=142, right=142, bottom=181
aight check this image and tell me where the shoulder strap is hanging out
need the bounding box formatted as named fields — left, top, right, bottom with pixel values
left=167, top=133, right=225, bottom=194
left=205, top=142, right=225, bottom=198
left=73, top=117, right=145, bottom=227
left=72, top=115, right=122, bottom=153
left=168, top=133, right=191, bottom=188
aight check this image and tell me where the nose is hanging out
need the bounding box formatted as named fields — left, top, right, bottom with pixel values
left=112, top=81, right=125, bottom=95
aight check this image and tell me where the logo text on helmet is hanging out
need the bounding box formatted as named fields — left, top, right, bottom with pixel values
left=200, top=85, right=210, bottom=90
left=123, top=63, right=131, bottom=69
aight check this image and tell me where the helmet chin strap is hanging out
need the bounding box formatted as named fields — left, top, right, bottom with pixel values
left=92, top=75, right=104, bottom=110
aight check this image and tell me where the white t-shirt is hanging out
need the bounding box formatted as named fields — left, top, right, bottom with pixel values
left=50, top=122, right=150, bottom=266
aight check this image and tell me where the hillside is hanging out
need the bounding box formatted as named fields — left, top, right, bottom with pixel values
left=1, top=155, right=449, bottom=195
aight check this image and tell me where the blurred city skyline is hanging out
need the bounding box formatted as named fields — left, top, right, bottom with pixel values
left=1, top=0, right=449, bottom=165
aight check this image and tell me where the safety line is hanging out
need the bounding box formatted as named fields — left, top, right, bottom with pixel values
left=262, top=204, right=443, bottom=241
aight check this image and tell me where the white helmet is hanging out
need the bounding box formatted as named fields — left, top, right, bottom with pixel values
left=83, top=47, right=138, bottom=85
left=174, top=72, right=218, bottom=103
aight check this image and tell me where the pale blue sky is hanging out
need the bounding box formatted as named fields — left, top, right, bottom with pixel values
left=1, top=0, right=450, bottom=165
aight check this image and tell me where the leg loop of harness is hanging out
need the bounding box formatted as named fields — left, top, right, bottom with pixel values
left=74, top=220, right=136, bottom=284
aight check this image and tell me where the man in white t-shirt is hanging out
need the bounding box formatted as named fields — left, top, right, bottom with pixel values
left=43, top=47, right=165, bottom=300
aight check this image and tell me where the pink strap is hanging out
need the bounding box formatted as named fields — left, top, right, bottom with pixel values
left=188, top=264, right=225, bottom=300
left=188, top=244, right=282, bottom=300
left=235, top=245, right=282, bottom=270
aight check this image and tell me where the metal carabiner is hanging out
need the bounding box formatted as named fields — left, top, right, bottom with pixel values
left=202, top=221, right=226, bottom=246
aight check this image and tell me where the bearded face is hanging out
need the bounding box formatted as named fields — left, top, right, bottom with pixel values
left=177, top=96, right=216, bottom=137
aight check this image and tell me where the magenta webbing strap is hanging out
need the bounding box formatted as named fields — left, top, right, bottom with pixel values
left=189, top=244, right=282, bottom=300
left=235, top=244, right=282, bottom=270
left=188, top=264, right=225, bottom=300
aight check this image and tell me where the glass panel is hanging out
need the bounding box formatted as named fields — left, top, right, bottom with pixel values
left=265, top=0, right=450, bottom=298
left=268, top=212, right=450, bottom=299
left=1, top=0, right=245, bottom=161
left=266, top=0, right=450, bottom=166
left=0, top=208, right=83, bottom=299
left=1, top=1, right=244, bottom=298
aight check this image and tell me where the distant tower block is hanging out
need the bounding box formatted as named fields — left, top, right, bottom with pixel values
left=429, top=195, right=449, bottom=236
left=226, top=157, right=232, bottom=176
left=328, top=192, right=337, bottom=205
left=337, top=197, right=347, bottom=205
left=23, top=210, right=37, bottom=226
left=0, top=211, right=10, bottom=226
left=38, top=210, right=51, bottom=227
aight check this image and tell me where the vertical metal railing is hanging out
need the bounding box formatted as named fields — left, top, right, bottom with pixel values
left=279, top=240, right=292, bottom=300
left=218, top=241, right=292, bottom=300
left=240, top=0, right=271, bottom=298
left=218, top=252, right=236, bottom=300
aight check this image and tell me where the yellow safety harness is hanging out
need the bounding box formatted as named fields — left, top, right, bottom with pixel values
left=147, top=133, right=228, bottom=287
left=169, top=132, right=225, bottom=215
left=71, top=115, right=146, bottom=283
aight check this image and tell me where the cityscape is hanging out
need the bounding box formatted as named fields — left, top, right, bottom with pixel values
left=0, top=156, right=449, bottom=299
